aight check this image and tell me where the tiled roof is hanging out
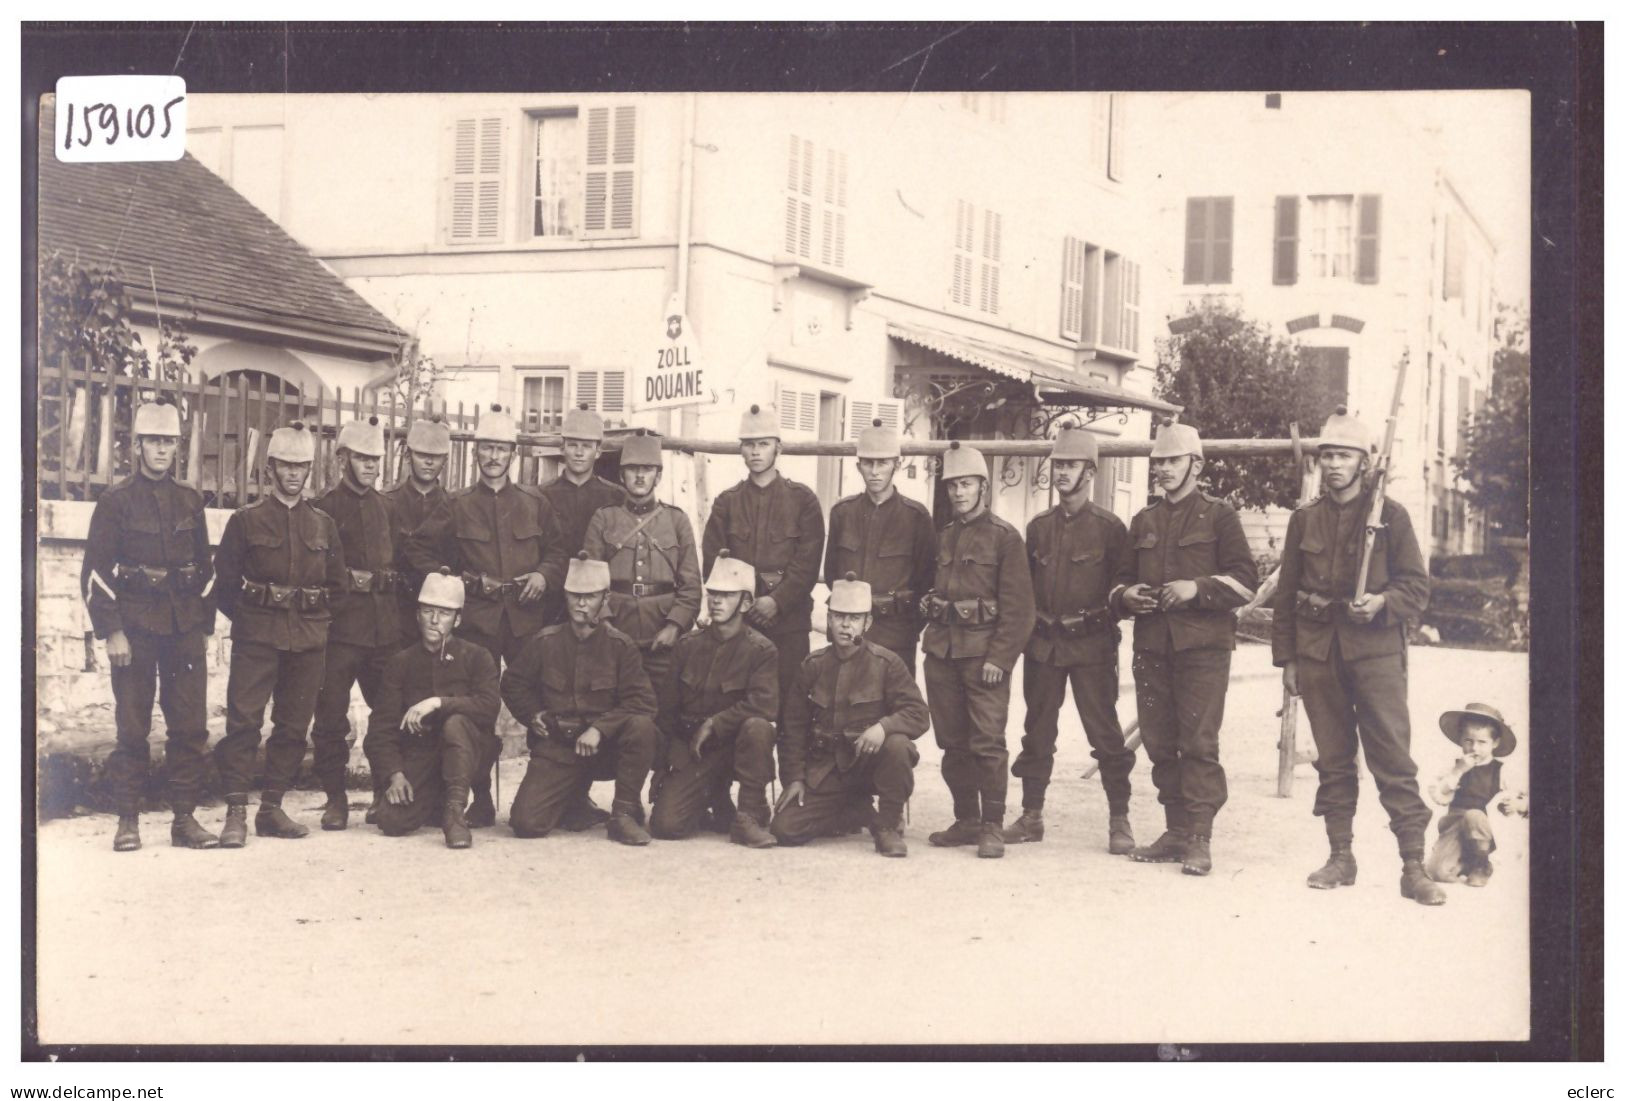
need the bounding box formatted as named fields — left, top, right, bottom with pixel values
left=38, top=115, right=404, bottom=347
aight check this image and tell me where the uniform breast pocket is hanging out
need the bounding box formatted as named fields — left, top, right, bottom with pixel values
left=959, top=545, right=999, bottom=590
left=1174, top=529, right=1217, bottom=576
left=844, top=684, right=885, bottom=731
left=245, top=525, right=285, bottom=575
left=123, top=512, right=164, bottom=561
left=1297, top=532, right=1331, bottom=587
left=581, top=670, right=617, bottom=713
left=298, top=525, right=332, bottom=580
left=1070, top=547, right=1106, bottom=594
left=718, top=671, right=752, bottom=703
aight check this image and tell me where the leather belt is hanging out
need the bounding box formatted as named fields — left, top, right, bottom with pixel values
left=240, top=579, right=329, bottom=614
left=610, top=580, right=676, bottom=597
left=1034, top=608, right=1113, bottom=639
left=921, top=593, right=999, bottom=626
left=114, top=562, right=204, bottom=595
left=463, top=572, right=518, bottom=600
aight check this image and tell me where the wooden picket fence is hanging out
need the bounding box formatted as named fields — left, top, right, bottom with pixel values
left=36, top=355, right=559, bottom=505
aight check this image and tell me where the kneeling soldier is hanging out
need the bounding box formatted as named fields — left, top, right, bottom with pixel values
left=367, top=570, right=501, bottom=848
left=500, top=553, right=659, bottom=844
left=212, top=423, right=346, bottom=845
left=771, top=574, right=930, bottom=856
left=648, top=551, right=779, bottom=846
left=82, top=399, right=217, bottom=851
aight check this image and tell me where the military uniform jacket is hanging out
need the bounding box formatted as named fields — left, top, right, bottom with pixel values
left=366, top=636, right=501, bottom=780
left=781, top=640, right=930, bottom=787
left=1270, top=492, right=1428, bottom=666
left=824, top=489, right=937, bottom=652
left=384, top=478, right=450, bottom=601
left=582, top=498, right=702, bottom=644
left=658, top=624, right=779, bottom=732
left=214, top=496, right=347, bottom=652
left=1111, top=490, right=1258, bottom=654
left=1025, top=500, right=1129, bottom=667
left=921, top=508, right=1036, bottom=670
left=81, top=472, right=214, bottom=638
left=315, top=480, right=401, bottom=649
left=415, top=481, right=568, bottom=638
left=701, top=473, right=825, bottom=639
left=499, top=623, right=657, bottom=762
left=538, top=474, right=624, bottom=556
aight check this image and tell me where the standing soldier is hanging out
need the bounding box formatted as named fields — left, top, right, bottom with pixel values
left=413, top=403, right=569, bottom=827
left=81, top=399, right=217, bottom=851
left=499, top=554, right=659, bottom=844
left=537, top=403, right=624, bottom=625
left=212, top=422, right=347, bottom=845
left=824, top=417, right=936, bottom=674
left=1273, top=407, right=1440, bottom=905
left=1007, top=426, right=1136, bottom=852
left=366, top=569, right=502, bottom=849
left=771, top=575, right=931, bottom=856
left=648, top=551, right=779, bottom=847
left=1110, top=424, right=1257, bottom=877
left=701, top=403, right=825, bottom=826
left=920, top=441, right=1036, bottom=860
left=308, top=416, right=401, bottom=831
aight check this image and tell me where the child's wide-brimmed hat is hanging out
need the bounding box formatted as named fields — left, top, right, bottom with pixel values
left=1439, top=702, right=1516, bottom=757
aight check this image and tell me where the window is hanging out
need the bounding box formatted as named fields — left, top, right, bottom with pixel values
left=1301, top=347, right=1350, bottom=404
left=530, top=111, right=580, bottom=238
left=1061, top=238, right=1138, bottom=353
left=1307, top=196, right=1354, bottom=279
left=518, top=369, right=567, bottom=434
left=784, top=136, right=848, bottom=268
left=1101, top=253, right=1123, bottom=348
left=951, top=200, right=1002, bottom=316
left=1183, top=197, right=1232, bottom=284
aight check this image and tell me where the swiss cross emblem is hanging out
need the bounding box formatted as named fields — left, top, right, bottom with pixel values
left=666, top=315, right=683, bottom=340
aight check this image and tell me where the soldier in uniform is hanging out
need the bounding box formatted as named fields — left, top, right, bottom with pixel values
left=212, top=422, right=347, bottom=845
left=824, top=417, right=936, bottom=675
left=648, top=551, right=779, bottom=847
left=412, top=403, right=569, bottom=827
left=1273, top=407, right=1441, bottom=905
left=920, top=442, right=1036, bottom=860
left=366, top=569, right=502, bottom=849
left=1110, top=424, right=1257, bottom=877
left=772, top=574, right=931, bottom=856
left=308, top=416, right=402, bottom=831
left=500, top=554, right=660, bottom=844
left=1007, top=427, right=1137, bottom=852
left=701, top=402, right=825, bottom=826
left=537, top=403, right=624, bottom=624
left=81, top=399, right=218, bottom=851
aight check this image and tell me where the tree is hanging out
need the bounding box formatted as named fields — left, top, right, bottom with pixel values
left=1154, top=301, right=1339, bottom=510
left=1455, top=305, right=1529, bottom=536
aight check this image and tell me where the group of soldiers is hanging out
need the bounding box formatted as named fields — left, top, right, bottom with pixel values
left=81, top=392, right=1449, bottom=904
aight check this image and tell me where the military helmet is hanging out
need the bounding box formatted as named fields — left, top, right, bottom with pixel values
left=1051, top=426, right=1099, bottom=467
left=1317, top=405, right=1376, bottom=454
left=939, top=440, right=988, bottom=482
left=827, top=571, right=873, bottom=615
left=704, top=549, right=756, bottom=594
left=267, top=421, right=317, bottom=463
left=856, top=417, right=901, bottom=460
left=405, top=416, right=452, bottom=456
left=418, top=568, right=465, bottom=611
left=132, top=400, right=181, bottom=437
left=336, top=415, right=385, bottom=457
left=474, top=403, right=518, bottom=445
left=1149, top=422, right=1204, bottom=460
left=738, top=403, right=779, bottom=441
left=561, top=402, right=605, bottom=442
left=619, top=428, right=663, bottom=467
left=563, top=551, right=612, bottom=595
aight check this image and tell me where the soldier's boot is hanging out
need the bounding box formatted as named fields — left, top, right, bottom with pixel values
left=320, top=791, right=349, bottom=832
left=1108, top=815, right=1136, bottom=856
left=977, top=820, right=1006, bottom=859
left=871, top=800, right=908, bottom=857
left=442, top=786, right=472, bottom=850
left=834, top=795, right=877, bottom=836
left=1306, top=843, right=1358, bottom=889
left=607, top=800, right=652, bottom=846
left=1463, top=840, right=1493, bottom=887
left=255, top=795, right=310, bottom=840
left=1002, top=808, right=1045, bottom=844
left=466, top=783, right=497, bottom=829
left=928, top=819, right=983, bottom=848
left=364, top=784, right=384, bottom=826
left=170, top=809, right=220, bottom=850
left=218, top=802, right=249, bottom=849
left=1400, top=859, right=1448, bottom=906
left=730, top=788, right=777, bottom=849
left=1130, top=829, right=1189, bottom=863
left=1181, top=834, right=1213, bottom=877
left=561, top=789, right=611, bottom=832
left=702, top=782, right=737, bottom=834
left=112, top=815, right=141, bottom=852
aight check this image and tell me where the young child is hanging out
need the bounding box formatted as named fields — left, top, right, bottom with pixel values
left=1425, top=702, right=1528, bottom=886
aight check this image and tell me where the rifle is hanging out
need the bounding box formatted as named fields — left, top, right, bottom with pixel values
left=1353, top=352, right=1409, bottom=603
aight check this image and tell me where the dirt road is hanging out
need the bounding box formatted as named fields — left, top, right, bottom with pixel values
left=34, top=643, right=1529, bottom=1047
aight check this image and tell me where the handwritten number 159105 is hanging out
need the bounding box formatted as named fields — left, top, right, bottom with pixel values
left=63, top=96, right=186, bottom=148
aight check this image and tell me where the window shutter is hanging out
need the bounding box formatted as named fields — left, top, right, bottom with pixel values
left=848, top=399, right=901, bottom=439
left=777, top=388, right=801, bottom=433
left=600, top=369, right=627, bottom=414
left=785, top=135, right=815, bottom=259
left=1273, top=196, right=1299, bottom=285
left=950, top=200, right=975, bottom=307
left=583, top=105, right=640, bottom=239
left=775, top=385, right=816, bottom=435
left=1183, top=198, right=1207, bottom=284
left=980, top=209, right=1002, bottom=314
left=1443, top=213, right=1464, bottom=299
left=819, top=147, right=848, bottom=269
left=1059, top=236, right=1085, bottom=341
left=575, top=370, right=599, bottom=412
left=1211, top=197, right=1233, bottom=283
left=1356, top=194, right=1381, bottom=284
left=1106, top=94, right=1126, bottom=182
left=1090, top=95, right=1110, bottom=175
left=449, top=116, right=504, bottom=243
left=1121, top=258, right=1141, bottom=354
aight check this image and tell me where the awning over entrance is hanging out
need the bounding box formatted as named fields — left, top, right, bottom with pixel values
left=888, top=320, right=1181, bottom=416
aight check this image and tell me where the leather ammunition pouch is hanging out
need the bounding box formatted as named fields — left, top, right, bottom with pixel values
left=347, top=568, right=402, bottom=594
left=921, top=593, right=999, bottom=626
left=530, top=712, right=589, bottom=744
left=464, top=572, right=518, bottom=601
left=1035, top=608, right=1113, bottom=640
left=115, top=562, right=205, bottom=596
left=870, top=590, right=916, bottom=620
left=1295, top=590, right=1341, bottom=624
left=757, top=570, right=786, bottom=597
left=240, top=579, right=329, bottom=615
